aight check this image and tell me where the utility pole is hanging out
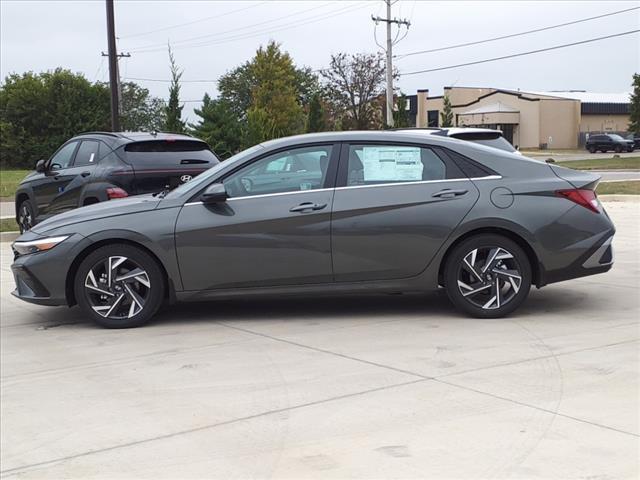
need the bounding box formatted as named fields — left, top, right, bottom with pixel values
left=372, top=0, right=410, bottom=128
left=104, top=0, right=130, bottom=131
left=101, top=50, right=131, bottom=127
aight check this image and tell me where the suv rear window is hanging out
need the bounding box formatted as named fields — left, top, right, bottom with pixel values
left=125, top=140, right=213, bottom=153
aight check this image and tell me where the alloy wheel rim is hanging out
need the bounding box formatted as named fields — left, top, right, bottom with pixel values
left=19, top=205, right=32, bottom=231
left=456, top=246, right=522, bottom=310
left=84, top=256, right=151, bottom=319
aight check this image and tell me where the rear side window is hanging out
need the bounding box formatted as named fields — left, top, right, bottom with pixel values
left=73, top=140, right=100, bottom=167
left=346, top=144, right=462, bottom=187
left=124, top=140, right=219, bottom=165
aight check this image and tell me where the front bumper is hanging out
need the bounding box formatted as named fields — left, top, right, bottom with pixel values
left=10, top=232, right=88, bottom=307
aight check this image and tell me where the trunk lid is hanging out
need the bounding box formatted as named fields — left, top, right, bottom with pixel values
left=122, top=139, right=219, bottom=194
left=549, top=164, right=600, bottom=190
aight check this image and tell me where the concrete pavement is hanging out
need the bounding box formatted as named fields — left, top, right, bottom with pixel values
left=0, top=202, right=639, bottom=479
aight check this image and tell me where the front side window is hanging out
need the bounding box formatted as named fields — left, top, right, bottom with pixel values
left=49, top=141, right=78, bottom=170
left=73, top=140, right=101, bottom=166
left=346, top=144, right=451, bottom=186
left=223, top=145, right=332, bottom=198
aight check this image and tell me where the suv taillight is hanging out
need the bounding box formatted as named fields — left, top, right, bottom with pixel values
left=106, top=187, right=128, bottom=199
left=556, top=188, right=600, bottom=213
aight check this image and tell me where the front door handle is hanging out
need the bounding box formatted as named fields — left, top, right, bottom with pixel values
left=289, top=202, right=327, bottom=212
left=81, top=171, right=91, bottom=178
left=432, top=188, right=468, bottom=198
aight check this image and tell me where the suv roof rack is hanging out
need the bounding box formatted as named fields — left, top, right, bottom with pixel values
left=77, top=131, right=122, bottom=138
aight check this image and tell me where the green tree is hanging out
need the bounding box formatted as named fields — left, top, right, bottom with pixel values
left=217, top=41, right=317, bottom=138
left=164, top=46, right=185, bottom=133
left=306, top=92, right=326, bottom=133
left=120, top=82, right=166, bottom=132
left=393, top=94, right=411, bottom=128
left=440, top=94, right=454, bottom=127
left=321, top=52, right=387, bottom=130
left=190, top=93, right=243, bottom=159
left=629, top=73, right=640, bottom=134
left=0, top=69, right=110, bottom=168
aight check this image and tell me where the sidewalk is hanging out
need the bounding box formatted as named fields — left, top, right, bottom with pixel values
left=1, top=201, right=13, bottom=219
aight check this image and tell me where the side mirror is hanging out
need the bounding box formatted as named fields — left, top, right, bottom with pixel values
left=201, top=183, right=228, bottom=204
left=35, top=159, right=46, bottom=173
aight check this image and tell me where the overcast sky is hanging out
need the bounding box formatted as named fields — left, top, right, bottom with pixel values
left=1, top=0, right=639, bottom=122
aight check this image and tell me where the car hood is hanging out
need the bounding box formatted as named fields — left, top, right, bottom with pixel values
left=31, top=195, right=161, bottom=234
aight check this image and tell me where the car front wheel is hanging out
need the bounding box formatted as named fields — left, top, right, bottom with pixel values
left=74, top=244, right=165, bottom=328
left=444, top=234, right=532, bottom=318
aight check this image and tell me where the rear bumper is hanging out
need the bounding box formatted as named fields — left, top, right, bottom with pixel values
left=542, top=231, right=614, bottom=285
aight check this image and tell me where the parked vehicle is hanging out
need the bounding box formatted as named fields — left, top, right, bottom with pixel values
left=11, top=131, right=614, bottom=328
left=14, top=132, right=219, bottom=233
left=585, top=133, right=634, bottom=153
left=395, top=127, right=520, bottom=154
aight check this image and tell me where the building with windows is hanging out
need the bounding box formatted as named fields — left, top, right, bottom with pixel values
left=407, top=87, right=631, bottom=149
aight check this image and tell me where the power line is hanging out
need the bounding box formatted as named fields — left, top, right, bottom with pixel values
left=395, top=6, right=640, bottom=59
left=127, top=1, right=337, bottom=52
left=128, top=2, right=370, bottom=53
left=402, top=29, right=640, bottom=76
left=119, top=1, right=268, bottom=39
left=124, top=76, right=216, bottom=83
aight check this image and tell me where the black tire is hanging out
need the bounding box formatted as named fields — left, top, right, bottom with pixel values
left=588, top=146, right=596, bottom=153
left=17, top=199, right=35, bottom=233
left=444, top=234, right=532, bottom=318
left=74, top=244, right=165, bottom=328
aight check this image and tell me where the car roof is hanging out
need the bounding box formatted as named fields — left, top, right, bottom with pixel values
left=394, top=127, right=505, bottom=136
left=73, top=131, right=205, bottom=147
left=256, top=130, right=477, bottom=151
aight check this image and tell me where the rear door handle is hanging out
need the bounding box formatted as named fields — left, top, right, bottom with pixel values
left=81, top=171, right=91, bottom=177
left=289, top=202, right=327, bottom=212
left=432, top=188, right=468, bottom=198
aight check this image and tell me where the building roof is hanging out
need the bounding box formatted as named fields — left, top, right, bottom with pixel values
left=461, top=102, right=519, bottom=115
left=531, top=91, right=631, bottom=104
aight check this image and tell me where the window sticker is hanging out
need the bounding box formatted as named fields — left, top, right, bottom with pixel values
left=361, top=146, right=423, bottom=181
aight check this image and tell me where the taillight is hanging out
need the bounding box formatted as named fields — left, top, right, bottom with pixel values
left=106, top=187, right=129, bottom=199
left=556, top=188, right=600, bottom=213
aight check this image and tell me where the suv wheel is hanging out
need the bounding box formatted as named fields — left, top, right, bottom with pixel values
left=588, top=146, right=596, bottom=153
left=444, top=234, right=532, bottom=318
left=17, top=200, right=35, bottom=233
left=74, top=244, right=165, bottom=328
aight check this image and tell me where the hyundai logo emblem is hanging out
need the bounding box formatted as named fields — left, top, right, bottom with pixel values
left=180, top=174, right=193, bottom=183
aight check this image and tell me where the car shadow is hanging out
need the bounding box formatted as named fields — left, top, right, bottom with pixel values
left=19, top=285, right=603, bottom=330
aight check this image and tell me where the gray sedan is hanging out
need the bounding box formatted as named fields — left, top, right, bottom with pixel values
left=11, top=131, right=615, bottom=328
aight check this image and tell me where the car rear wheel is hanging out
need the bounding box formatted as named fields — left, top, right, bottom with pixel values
left=444, top=234, right=531, bottom=318
left=17, top=199, right=35, bottom=233
left=588, top=146, right=596, bottom=153
left=74, top=244, right=165, bottom=328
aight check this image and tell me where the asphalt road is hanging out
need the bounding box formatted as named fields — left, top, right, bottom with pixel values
left=0, top=202, right=639, bottom=479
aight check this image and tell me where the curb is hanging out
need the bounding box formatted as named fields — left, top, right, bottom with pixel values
left=1, top=231, right=19, bottom=243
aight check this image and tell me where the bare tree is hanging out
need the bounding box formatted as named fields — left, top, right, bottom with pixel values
left=321, top=52, right=389, bottom=130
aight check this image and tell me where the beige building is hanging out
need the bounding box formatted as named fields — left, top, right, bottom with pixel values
left=410, top=87, right=631, bottom=149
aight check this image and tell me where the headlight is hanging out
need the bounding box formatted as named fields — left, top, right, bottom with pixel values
left=12, top=236, right=69, bottom=256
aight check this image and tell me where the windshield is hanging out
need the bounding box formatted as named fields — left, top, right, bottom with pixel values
left=609, top=134, right=625, bottom=141
left=164, top=144, right=264, bottom=199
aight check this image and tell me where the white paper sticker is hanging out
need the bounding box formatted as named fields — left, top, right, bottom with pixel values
left=361, top=146, right=423, bottom=181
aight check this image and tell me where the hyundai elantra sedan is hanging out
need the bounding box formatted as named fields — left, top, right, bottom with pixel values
left=11, top=131, right=615, bottom=328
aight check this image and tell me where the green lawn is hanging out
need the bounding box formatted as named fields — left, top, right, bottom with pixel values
left=596, top=181, right=640, bottom=195
left=0, top=169, right=30, bottom=199
left=0, top=218, right=19, bottom=233
left=556, top=157, right=640, bottom=171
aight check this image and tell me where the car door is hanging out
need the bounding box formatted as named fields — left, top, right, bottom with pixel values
left=175, top=143, right=338, bottom=291
left=331, top=142, right=480, bottom=282
left=48, top=139, right=101, bottom=214
left=31, top=140, right=80, bottom=216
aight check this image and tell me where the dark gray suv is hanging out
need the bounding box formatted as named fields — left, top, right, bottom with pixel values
left=11, top=131, right=615, bottom=328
